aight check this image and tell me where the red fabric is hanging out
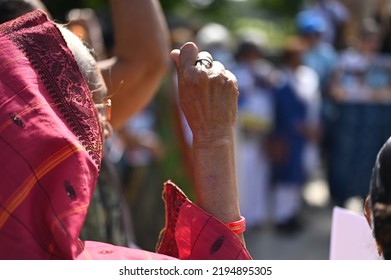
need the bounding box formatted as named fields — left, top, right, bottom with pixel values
left=0, top=10, right=102, bottom=260
left=157, top=181, right=252, bottom=260
left=75, top=241, right=175, bottom=260
left=0, top=10, right=251, bottom=260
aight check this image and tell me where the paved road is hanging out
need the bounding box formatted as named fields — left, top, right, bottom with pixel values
left=245, top=204, right=333, bottom=260
left=245, top=179, right=334, bottom=260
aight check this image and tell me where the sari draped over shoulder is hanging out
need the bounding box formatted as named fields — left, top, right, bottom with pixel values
left=0, top=10, right=251, bottom=260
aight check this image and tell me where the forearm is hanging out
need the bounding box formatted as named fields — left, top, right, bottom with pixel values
left=171, top=42, right=244, bottom=243
left=101, top=0, right=170, bottom=130
left=109, top=0, right=169, bottom=61
left=193, top=128, right=244, bottom=243
left=99, top=57, right=168, bottom=129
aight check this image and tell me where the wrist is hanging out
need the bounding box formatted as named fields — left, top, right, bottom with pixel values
left=192, top=127, right=235, bottom=148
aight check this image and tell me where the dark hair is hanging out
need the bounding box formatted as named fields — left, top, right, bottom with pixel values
left=234, top=41, right=262, bottom=62
left=369, top=137, right=391, bottom=259
left=0, top=0, right=41, bottom=23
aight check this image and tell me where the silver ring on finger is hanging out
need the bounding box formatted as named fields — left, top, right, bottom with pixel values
left=195, top=58, right=213, bottom=69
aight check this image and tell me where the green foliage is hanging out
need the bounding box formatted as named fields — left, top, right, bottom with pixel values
left=82, top=0, right=108, bottom=9
left=41, top=0, right=108, bottom=21
left=41, top=0, right=305, bottom=26
left=232, top=17, right=296, bottom=50
left=255, top=0, right=304, bottom=17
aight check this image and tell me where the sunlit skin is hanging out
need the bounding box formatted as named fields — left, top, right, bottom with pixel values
left=171, top=42, right=245, bottom=244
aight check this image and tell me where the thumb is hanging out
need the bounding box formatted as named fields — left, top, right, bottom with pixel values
left=178, top=42, right=198, bottom=69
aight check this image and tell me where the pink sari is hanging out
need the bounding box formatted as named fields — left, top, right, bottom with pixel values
left=0, top=10, right=251, bottom=260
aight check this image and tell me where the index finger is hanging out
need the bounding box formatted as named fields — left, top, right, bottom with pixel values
left=170, top=49, right=180, bottom=70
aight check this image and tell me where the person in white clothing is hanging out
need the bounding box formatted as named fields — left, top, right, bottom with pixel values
left=269, top=36, right=322, bottom=233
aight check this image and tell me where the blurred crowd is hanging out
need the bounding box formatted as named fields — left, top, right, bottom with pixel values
left=168, top=0, right=391, bottom=237
left=9, top=0, right=391, bottom=255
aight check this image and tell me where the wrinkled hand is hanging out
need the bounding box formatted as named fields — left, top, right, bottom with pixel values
left=170, top=42, right=238, bottom=143
left=171, top=43, right=244, bottom=241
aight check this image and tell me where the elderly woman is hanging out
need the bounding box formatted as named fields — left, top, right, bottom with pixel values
left=0, top=10, right=250, bottom=259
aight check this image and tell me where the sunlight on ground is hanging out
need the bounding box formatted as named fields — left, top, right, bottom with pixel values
left=303, top=179, right=330, bottom=207
left=303, top=179, right=364, bottom=214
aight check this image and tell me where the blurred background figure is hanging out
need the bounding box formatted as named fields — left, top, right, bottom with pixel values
left=232, top=32, right=277, bottom=230
left=329, top=18, right=388, bottom=103
left=295, top=10, right=337, bottom=183
left=115, top=105, right=166, bottom=250
left=296, top=10, right=337, bottom=96
left=303, top=0, right=349, bottom=49
left=269, top=36, right=322, bottom=234
left=327, top=18, right=391, bottom=208
left=195, top=22, right=236, bottom=69
left=373, top=0, right=391, bottom=54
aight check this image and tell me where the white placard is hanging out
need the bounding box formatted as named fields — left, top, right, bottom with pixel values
left=329, top=206, right=380, bottom=260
